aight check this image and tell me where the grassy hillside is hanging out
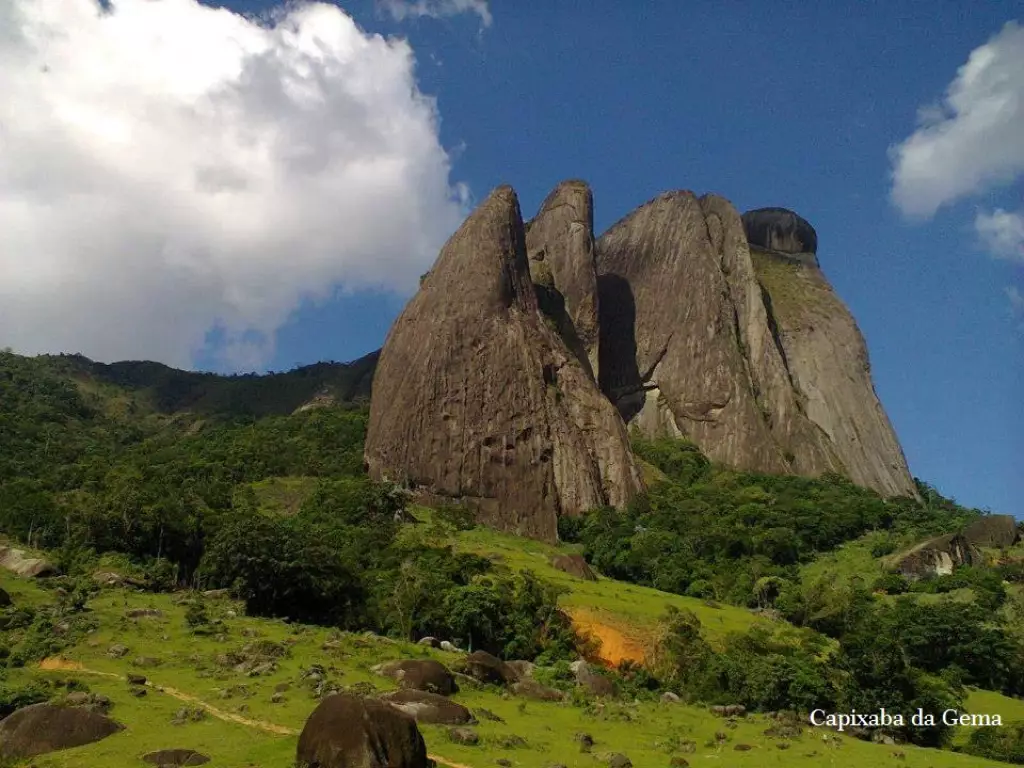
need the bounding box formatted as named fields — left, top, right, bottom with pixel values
left=0, top=559, right=1015, bottom=768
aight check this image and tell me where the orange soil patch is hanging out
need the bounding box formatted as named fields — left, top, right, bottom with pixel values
left=38, top=658, right=472, bottom=767
left=568, top=609, right=648, bottom=666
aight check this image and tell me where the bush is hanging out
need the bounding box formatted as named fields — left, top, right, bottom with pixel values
left=965, top=721, right=1024, bottom=764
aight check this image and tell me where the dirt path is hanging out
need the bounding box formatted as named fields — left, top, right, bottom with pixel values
left=568, top=608, right=648, bottom=666
left=38, top=657, right=473, bottom=768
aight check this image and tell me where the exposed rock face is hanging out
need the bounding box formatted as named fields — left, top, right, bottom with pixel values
left=379, top=689, right=475, bottom=725
left=597, top=192, right=838, bottom=477
left=891, top=533, right=981, bottom=581
left=372, top=659, right=458, bottom=696
left=142, top=749, right=211, bottom=767
left=460, top=650, right=519, bottom=686
left=0, top=546, right=56, bottom=578
left=741, top=207, right=818, bottom=259
left=0, top=703, right=123, bottom=759
left=365, top=186, right=643, bottom=542
left=296, top=694, right=428, bottom=768
left=748, top=240, right=917, bottom=498
left=550, top=554, right=597, bottom=581
left=525, top=180, right=601, bottom=377
left=963, top=515, right=1020, bottom=549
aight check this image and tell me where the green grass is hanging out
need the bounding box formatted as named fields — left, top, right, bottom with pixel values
left=0, top=559, right=1016, bottom=767
left=250, top=476, right=319, bottom=516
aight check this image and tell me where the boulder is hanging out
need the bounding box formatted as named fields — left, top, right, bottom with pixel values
left=891, top=534, right=981, bottom=581
left=417, top=636, right=440, bottom=648
left=0, top=703, right=123, bottom=759
left=365, top=185, right=643, bottom=542
left=550, top=554, right=597, bottom=581
left=447, top=727, right=479, bottom=745
left=511, top=679, right=566, bottom=701
left=741, top=207, right=818, bottom=257
left=142, top=749, right=210, bottom=766
left=525, top=179, right=601, bottom=377
left=380, top=689, right=475, bottom=725
left=296, top=694, right=428, bottom=768
left=574, top=662, right=615, bottom=697
left=963, top=515, right=1020, bottom=549
left=505, top=660, right=535, bottom=680
left=461, top=651, right=519, bottom=686
left=373, top=660, right=458, bottom=696
left=0, top=546, right=56, bottom=578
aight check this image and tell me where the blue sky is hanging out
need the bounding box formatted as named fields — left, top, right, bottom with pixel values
left=1, top=0, right=1020, bottom=516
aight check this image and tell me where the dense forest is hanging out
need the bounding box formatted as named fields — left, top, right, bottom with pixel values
left=1, top=350, right=1022, bottom=758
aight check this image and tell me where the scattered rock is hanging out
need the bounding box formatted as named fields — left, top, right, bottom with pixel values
left=496, top=760, right=512, bottom=768
left=127, top=674, right=147, bottom=686
left=670, top=759, right=689, bottom=768
left=439, top=640, right=462, bottom=653
left=574, top=661, right=615, bottom=697
left=201, top=588, right=230, bottom=599
left=462, top=651, right=519, bottom=686
left=125, top=608, right=163, bottom=619
left=380, top=689, right=475, bottom=725
left=550, top=554, right=597, bottom=581
left=271, top=692, right=285, bottom=704
left=511, top=679, right=566, bottom=701
left=93, top=571, right=143, bottom=589
left=607, top=754, right=632, bottom=768
left=661, top=692, right=681, bottom=704
left=297, top=694, right=428, bottom=768
left=0, top=546, right=56, bottom=578
left=448, top=727, right=479, bottom=746
left=373, top=659, right=458, bottom=695
left=476, top=708, right=504, bottom=723
left=417, top=636, right=441, bottom=648
left=0, top=703, right=123, bottom=759
left=734, top=744, right=753, bottom=751
left=575, top=732, right=594, bottom=751
left=142, top=749, right=211, bottom=767
left=130, top=687, right=147, bottom=697
left=505, top=660, right=535, bottom=680
left=133, top=656, right=163, bottom=668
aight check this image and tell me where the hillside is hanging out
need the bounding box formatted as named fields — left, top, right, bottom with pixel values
left=1, top=350, right=1023, bottom=768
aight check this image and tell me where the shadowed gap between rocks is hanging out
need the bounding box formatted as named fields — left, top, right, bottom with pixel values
left=596, top=274, right=644, bottom=424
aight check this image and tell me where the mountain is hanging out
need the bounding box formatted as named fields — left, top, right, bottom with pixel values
left=367, top=182, right=918, bottom=541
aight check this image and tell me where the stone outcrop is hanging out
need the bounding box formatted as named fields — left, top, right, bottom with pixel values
left=890, top=533, right=981, bottom=581
left=525, top=180, right=601, bottom=377
left=963, top=515, right=1020, bottom=549
left=379, top=689, right=475, bottom=725
left=365, top=186, right=643, bottom=542
left=550, top=554, right=598, bottom=581
left=0, top=703, right=123, bottom=759
left=741, top=207, right=818, bottom=259
left=0, top=546, right=56, bottom=578
left=372, top=659, right=458, bottom=696
left=296, top=694, right=428, bottom=768
left=746, top=226, right=917, bottom=498
left=596, top=191, right=840, bottom=477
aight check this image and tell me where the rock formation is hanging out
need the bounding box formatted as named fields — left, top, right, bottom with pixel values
left=525, top=179, right=601, bottom=377
left=0, top=703, right=123, bottom=760
left=365, top=186, right=643, bottom=542
left=596, top=191, right=840, bottom=477
left=962, top=514, right=1020, bottom=549
left=296, top=694, right=428, bottom=768
left=367, top=182, right=919, bottom=541
left=744, top=208, right=917, bottom=498
left=890, top=533, right=981, bottom=581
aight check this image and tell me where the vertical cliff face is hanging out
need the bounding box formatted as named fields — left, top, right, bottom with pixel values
left=595, top=191, right=840, bottom=476
left=364, top=186, right=643, bottom=542
left=743, top=208, right=917, bottom=498
left=525, top=180, right=601, bottom=379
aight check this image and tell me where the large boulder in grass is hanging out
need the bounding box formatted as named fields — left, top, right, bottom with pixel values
left=510, top=679, right=566, bottom=702
left=373, top=659, right=458, bottom=696
left=0, top=546, right=56, bottom=578
left=379, top=689, right=475, bottom=725
left=296, top=694, right=428, bottom=768
left=963, top=515, right=1020, bottom=549
left=0, top=703, right=123, bottom=759
left=574, top=661, right=616, bottom=697
left=142, top=749, right=210, bottom=766
left=550, top=554, right=597, bottom=581
left=461, top=651, right=519, bottom=686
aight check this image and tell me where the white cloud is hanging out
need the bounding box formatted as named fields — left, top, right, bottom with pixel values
left=0, top=0, right=468, bottom=370
left=1007, top=286, right=1024, bottom=315
left=378, top=0, right=492, bottom=28
left=976, top=208, right=1024, bottom=262
left=890, top=21, right=1024, bottom=219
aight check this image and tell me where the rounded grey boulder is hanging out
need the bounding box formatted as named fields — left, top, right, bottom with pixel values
left=741, top=207, right=817, bottom=255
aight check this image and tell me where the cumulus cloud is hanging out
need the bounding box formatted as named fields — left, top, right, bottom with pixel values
left=976, top=209, right=1024, bottom=262
left=378, top=0, right=492, bottom=27
left=890, top=21, right=1024, bottom=219
left=0, top=0, right=468, bottom=370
